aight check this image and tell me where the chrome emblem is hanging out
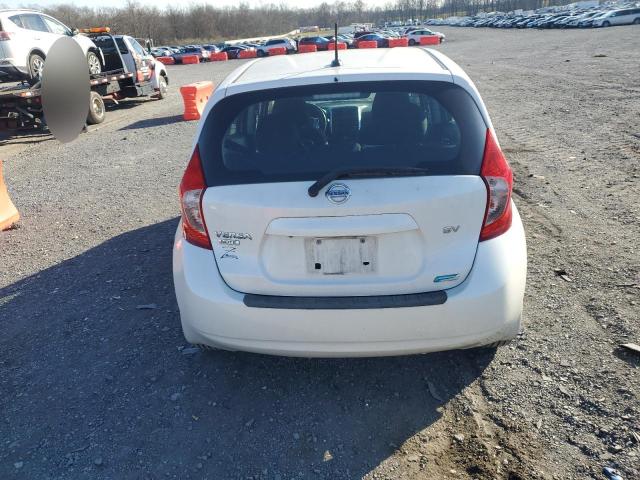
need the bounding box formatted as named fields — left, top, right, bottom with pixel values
left=326, top=183, right=351, bottom=204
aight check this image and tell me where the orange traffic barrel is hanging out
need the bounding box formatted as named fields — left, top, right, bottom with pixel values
left=179, top=81, right=214, bottom=121
left=0, top=159, right=19, bottom=231
left=357, top=40, right=378, bottom=49
left=238, top=49, right=257, bottom=59
left=327, top=42, right=347, bottom=50
left=419, top=36, right=440, bottom=46
left=210, top=52, right=228, bottom=61
left=268, top=47, right=287, bottom=56
left=297, top=44, right=317, bottom=53
left=181, top=55, right=200, bottom=64
left=388, top=38, right=409, bottom=48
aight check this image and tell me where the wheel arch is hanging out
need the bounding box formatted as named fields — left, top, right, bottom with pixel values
left=26, top=48, right=46, bottom=65
left=87, top=46, right=104, bottom=66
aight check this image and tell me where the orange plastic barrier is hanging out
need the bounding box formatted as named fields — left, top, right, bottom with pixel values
left=327, top=42, right=347, bottom=50
left=357, top=40, right=378, bottom=49
left=269, top=47, right=287, bottom=56
left=210, top=52, right=228, bottom=61
left=238, top=49, right=257, bottom=59
left=297, top=44, right=317, bottom=53
left=181, top=55, right=199, bottom=64
left=157, top=56, right=175, bottom=65
left=180, top=81, right=214, bottom=121
left=0, top=160, right=20, bottom=231
left=388, top=38, right=409, bottom=48
left=419, top=36, right=440, bottom=46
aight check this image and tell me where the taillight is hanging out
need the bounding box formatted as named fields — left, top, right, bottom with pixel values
left=479, top=129, right=513, bottom=241
left=179, top=146, right=212, bottom=249
left=0, top=31, right=13, bottom=41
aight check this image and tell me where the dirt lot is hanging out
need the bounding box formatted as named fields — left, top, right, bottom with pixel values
left=1, top=25, right=639, bottom=480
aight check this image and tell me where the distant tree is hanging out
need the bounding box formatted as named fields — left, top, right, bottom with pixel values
left=39, top=0, right=579, bottom=44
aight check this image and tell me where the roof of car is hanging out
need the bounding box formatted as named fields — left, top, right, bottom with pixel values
left=196, top=46, right=493, bottom=147
left=0, top=8, right=41, bottom=15
left=230, top=48, right=453, bottom=88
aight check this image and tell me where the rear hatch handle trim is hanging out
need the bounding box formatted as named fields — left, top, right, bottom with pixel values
left=243, top=290, right=447, bottom=309
left=265, top=213, right=418, bottom=237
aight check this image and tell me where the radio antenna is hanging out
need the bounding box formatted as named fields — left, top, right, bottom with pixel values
left=330, top=22, right=342, bottom=68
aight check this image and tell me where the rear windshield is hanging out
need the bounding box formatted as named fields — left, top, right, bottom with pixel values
left=199, top=81, right=487, bottom=187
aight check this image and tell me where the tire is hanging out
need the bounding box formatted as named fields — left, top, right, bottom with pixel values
left=257, top=50, right=267, bottom=57
left=28, top=52, right=45, bottom=80
left=156, top=74, right=168, bottom=100
left=87, top=51, right=101, bottom=75
left=602, top=21, right=610, bottom=27
left=408, top=38, right=416, bottom=46
left=86, top=91, right=105, bottom=125
left=633, top=18, right=640, bottom=25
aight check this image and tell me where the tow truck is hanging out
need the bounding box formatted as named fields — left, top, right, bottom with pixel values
left=0, top=27, right=168, bottom=132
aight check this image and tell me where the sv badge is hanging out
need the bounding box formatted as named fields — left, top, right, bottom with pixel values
left=442, top=225, right=460, bottom=234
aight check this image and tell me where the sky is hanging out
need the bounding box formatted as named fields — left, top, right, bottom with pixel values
left=2, top=0, right=393, bottom=8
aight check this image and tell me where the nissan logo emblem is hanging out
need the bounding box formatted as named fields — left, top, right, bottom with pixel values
left=325, top=183, right=351, bottom=204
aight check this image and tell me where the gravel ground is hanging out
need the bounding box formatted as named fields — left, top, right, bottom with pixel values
left=1, top=26, right=639, bottom=480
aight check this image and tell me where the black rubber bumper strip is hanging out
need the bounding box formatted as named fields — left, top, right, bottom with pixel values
left=243, top=290, right=447, bottom=310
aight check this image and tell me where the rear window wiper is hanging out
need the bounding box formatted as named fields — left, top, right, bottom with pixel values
left=308, top=167, right=430, bottom=197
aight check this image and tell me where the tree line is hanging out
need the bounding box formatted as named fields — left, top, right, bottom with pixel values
left=14, top=0, right=577, bottom=44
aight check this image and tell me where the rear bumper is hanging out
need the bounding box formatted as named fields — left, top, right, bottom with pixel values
left=173, top=205, right=527, bottom=357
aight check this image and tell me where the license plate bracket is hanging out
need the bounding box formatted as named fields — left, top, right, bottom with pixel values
left=305, top=237, right=377, bottom=275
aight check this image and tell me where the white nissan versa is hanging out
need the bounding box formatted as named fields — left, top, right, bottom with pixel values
left=173, top=47, right=527, bottom=357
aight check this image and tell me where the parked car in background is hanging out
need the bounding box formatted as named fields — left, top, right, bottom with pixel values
left=173, top=47, right=526, bottom=357
left=592, top=8, right=640, bottom=27
left=327, top=34, right=355, bottom=48
left=355, top=33, right=389, bottom=48
left=220, top=44, right=253, bottom=59
left=202, top=44, right=221, bottom=54
left=151, top=47, right=172, bottom=57
left=428, top=6, right=640, bottom=29
left=0, top=8, right=102, bottom=81
left=156, top=45, right=177, bottom=53
left=576, top=12, right=603, bottom=27
left=172, top=46, right=210, bottom=63
left=241, top=42, right=262, bottom=50
left=406, top=28, right=445, bottom=45
left=257, top=38, right=296, bottom=56
left=353, top=30, right=375, bottom=39
left=298, top=36, right=331, bottom=51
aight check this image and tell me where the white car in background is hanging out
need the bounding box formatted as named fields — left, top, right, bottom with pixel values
left=173, top=48, right=527, bottom=357
left=406, top=28, right=445, bottom=45
left=591, top=7, right=640, bottom=27
left=256, top=37, right=296, bottom=56
left=0, top=9, right=102, bottom=81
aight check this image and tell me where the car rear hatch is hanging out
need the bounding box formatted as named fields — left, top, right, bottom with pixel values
left=195, top=81, right=491, bottom=297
